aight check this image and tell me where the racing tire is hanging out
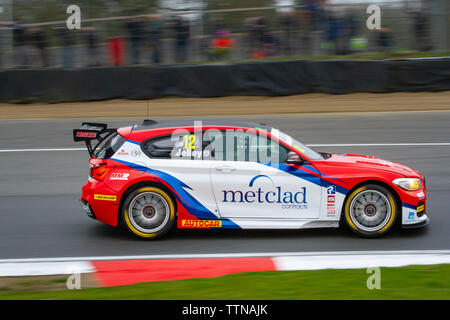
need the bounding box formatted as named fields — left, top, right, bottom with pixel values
left=122, top=186, right=176, bottom=239
left=343, top=184, right=398, bottom=238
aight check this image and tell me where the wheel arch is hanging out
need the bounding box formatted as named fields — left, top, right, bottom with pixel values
left=340, top=179, right=402, bottom=227
left=117, top=180, right=177, bottom=225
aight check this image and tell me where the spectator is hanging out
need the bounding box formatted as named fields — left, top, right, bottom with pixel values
left=413, top=10, right=429, bottom=51
left=261, top=30, right=279, bottom=57
left=147, top=14, right=164, bottom=64
left=29, top=27, right=48, bottom=68
left=254, top=17, right=267, bottom=49
left=0, top=22, right=15, bottom=68
left=82, top=26, right=101, bottom=67
left=326, top=14, right=341, bottom=55
left=243, top=17, right=258, bottom=56
left=125, top=16, right=145, bottom=65
left=248, top=17, right=268, bottom=58
left=280, top=12, right=297, bottom=56
left=377, top=27, right=392, bottom=52
left=209, top=27, right=234, bottom=60
left=305, top=0, right=326, bottom=32
left=55, top=27, right=76, bottom=68
left=12, top=22, right=29, bottom=68
left=174, top=17, right=190, bottom=63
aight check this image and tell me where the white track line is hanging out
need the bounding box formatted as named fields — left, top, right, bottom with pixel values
left=1, top=251, right=449, bottom=277
left=0, top=143, right=450, bottom=153
left=0, top=262, right=94, bottom=277
left=1, top=250, right=449, bottom=263
left=273, top=253, right=450, bottom=271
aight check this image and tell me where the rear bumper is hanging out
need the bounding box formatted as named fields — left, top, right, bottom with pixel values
left=81, top=199, right=96, bottom=219
left=81, top=178, right=120, bottom=226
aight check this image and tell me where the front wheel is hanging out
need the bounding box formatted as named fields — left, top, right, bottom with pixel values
left=122, top=186, right=176, bottom=239
left=343, top=184, right=398, bottom=237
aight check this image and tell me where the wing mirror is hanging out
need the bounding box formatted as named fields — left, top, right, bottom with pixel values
left=286, top=151, right=305, bottom=165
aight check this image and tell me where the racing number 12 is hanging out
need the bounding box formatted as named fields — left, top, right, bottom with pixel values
left=184, top=134, right=195, bottom=150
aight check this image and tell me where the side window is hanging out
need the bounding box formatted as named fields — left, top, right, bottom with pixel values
left=143, top=136, right=177, bottom=159
left=143, top=133, right=211, bottom=160
left=251, top=134, right=290, bottom=164
left=142, top=131, right=290, bottom=163
left=203, top=130, right=290, bottom=163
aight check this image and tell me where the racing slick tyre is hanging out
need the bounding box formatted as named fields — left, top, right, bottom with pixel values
left=343, top=184, right=398, bottom=238
left=122, top=186, right=176, bottom=239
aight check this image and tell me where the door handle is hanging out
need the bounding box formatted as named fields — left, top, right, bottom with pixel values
left=215, top=165, right=236, bottom=173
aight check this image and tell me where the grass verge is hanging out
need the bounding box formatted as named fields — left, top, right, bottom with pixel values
left=0, top=264, right=449, bottom=300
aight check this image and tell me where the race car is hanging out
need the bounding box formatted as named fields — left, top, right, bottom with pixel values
left=73, top=120, right=429, bottom=239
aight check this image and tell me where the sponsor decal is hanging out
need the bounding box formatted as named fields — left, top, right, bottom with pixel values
left=326, top=185, right=336, bottom=216
left=327, top=185, right=336, bottom=195
left=417, top=205, right=424, bottom=212
left=94, top=194, right=117, bottom=201
left=417, top=192, right=425, bottom=200
left=181, top=220, right=222, bottom=228
left=117, top=149, right=128, bottom=156
left=75, top=131, right=96, bottom=138
left=131, top=149, right=141, bottom=157
left=110, top=173, right=129, bottom=181
left=408, top=212, right=415, bottom=219
left=222, top=175, right=308, bottom=210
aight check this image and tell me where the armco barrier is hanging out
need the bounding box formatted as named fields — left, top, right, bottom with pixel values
left=0, top=58, right=449, bottom=103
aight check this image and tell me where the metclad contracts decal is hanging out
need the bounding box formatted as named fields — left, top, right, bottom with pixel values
left=222, top=175, right=308, bottom=209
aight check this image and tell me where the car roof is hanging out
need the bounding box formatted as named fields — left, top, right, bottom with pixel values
left=132, top=119, right=272, bottom=132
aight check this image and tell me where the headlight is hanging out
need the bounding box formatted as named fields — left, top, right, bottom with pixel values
left=392, top=178, right=422, bottom=191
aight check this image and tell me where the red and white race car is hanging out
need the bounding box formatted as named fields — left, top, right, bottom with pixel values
left=74, top=120, right=429, bottom=239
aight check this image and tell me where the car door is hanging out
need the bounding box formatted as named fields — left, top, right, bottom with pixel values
left=209, top=130, right=322, bottom=219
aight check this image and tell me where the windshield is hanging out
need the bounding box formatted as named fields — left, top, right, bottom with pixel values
left=271, top=129, right=324, bottom=161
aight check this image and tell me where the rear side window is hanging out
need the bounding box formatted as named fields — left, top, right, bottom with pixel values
left=96, top=133, right=126, bottom=159
left=143, top=136, right=178, bottom=158
left=143, top=133, right=208, bottom=160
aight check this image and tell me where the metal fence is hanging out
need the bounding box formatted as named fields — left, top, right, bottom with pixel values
left=0, top=0, right=447, bottom=69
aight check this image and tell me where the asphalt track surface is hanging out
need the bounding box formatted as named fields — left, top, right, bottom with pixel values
left=0, top=111, right=450, bottom=259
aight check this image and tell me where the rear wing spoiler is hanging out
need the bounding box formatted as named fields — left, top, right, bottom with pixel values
left=73, top=122, right=116, bottom=157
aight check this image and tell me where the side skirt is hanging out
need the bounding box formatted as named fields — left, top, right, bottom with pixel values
left=232, top=219, right=339, bottom=229
left=178, top=218, right=339, bottom=230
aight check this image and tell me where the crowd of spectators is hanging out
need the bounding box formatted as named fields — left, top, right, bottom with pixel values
left=0, top=5, right=431, bottom=69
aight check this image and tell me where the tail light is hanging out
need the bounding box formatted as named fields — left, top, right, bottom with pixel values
left=90, top=163, right=115, bottom=181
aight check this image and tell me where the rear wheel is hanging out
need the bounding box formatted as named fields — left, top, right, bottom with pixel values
left=343, top=184, right=398, bottom=237
left=122, top=186, right=175, bottom=239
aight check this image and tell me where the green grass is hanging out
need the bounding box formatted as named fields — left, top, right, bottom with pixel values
left=1, top=264, right=449, bottom=300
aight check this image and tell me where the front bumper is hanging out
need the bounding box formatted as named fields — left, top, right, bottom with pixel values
left=402, top=215, right=430, bottom=228
left=400, top=186, right=429, bottom=228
